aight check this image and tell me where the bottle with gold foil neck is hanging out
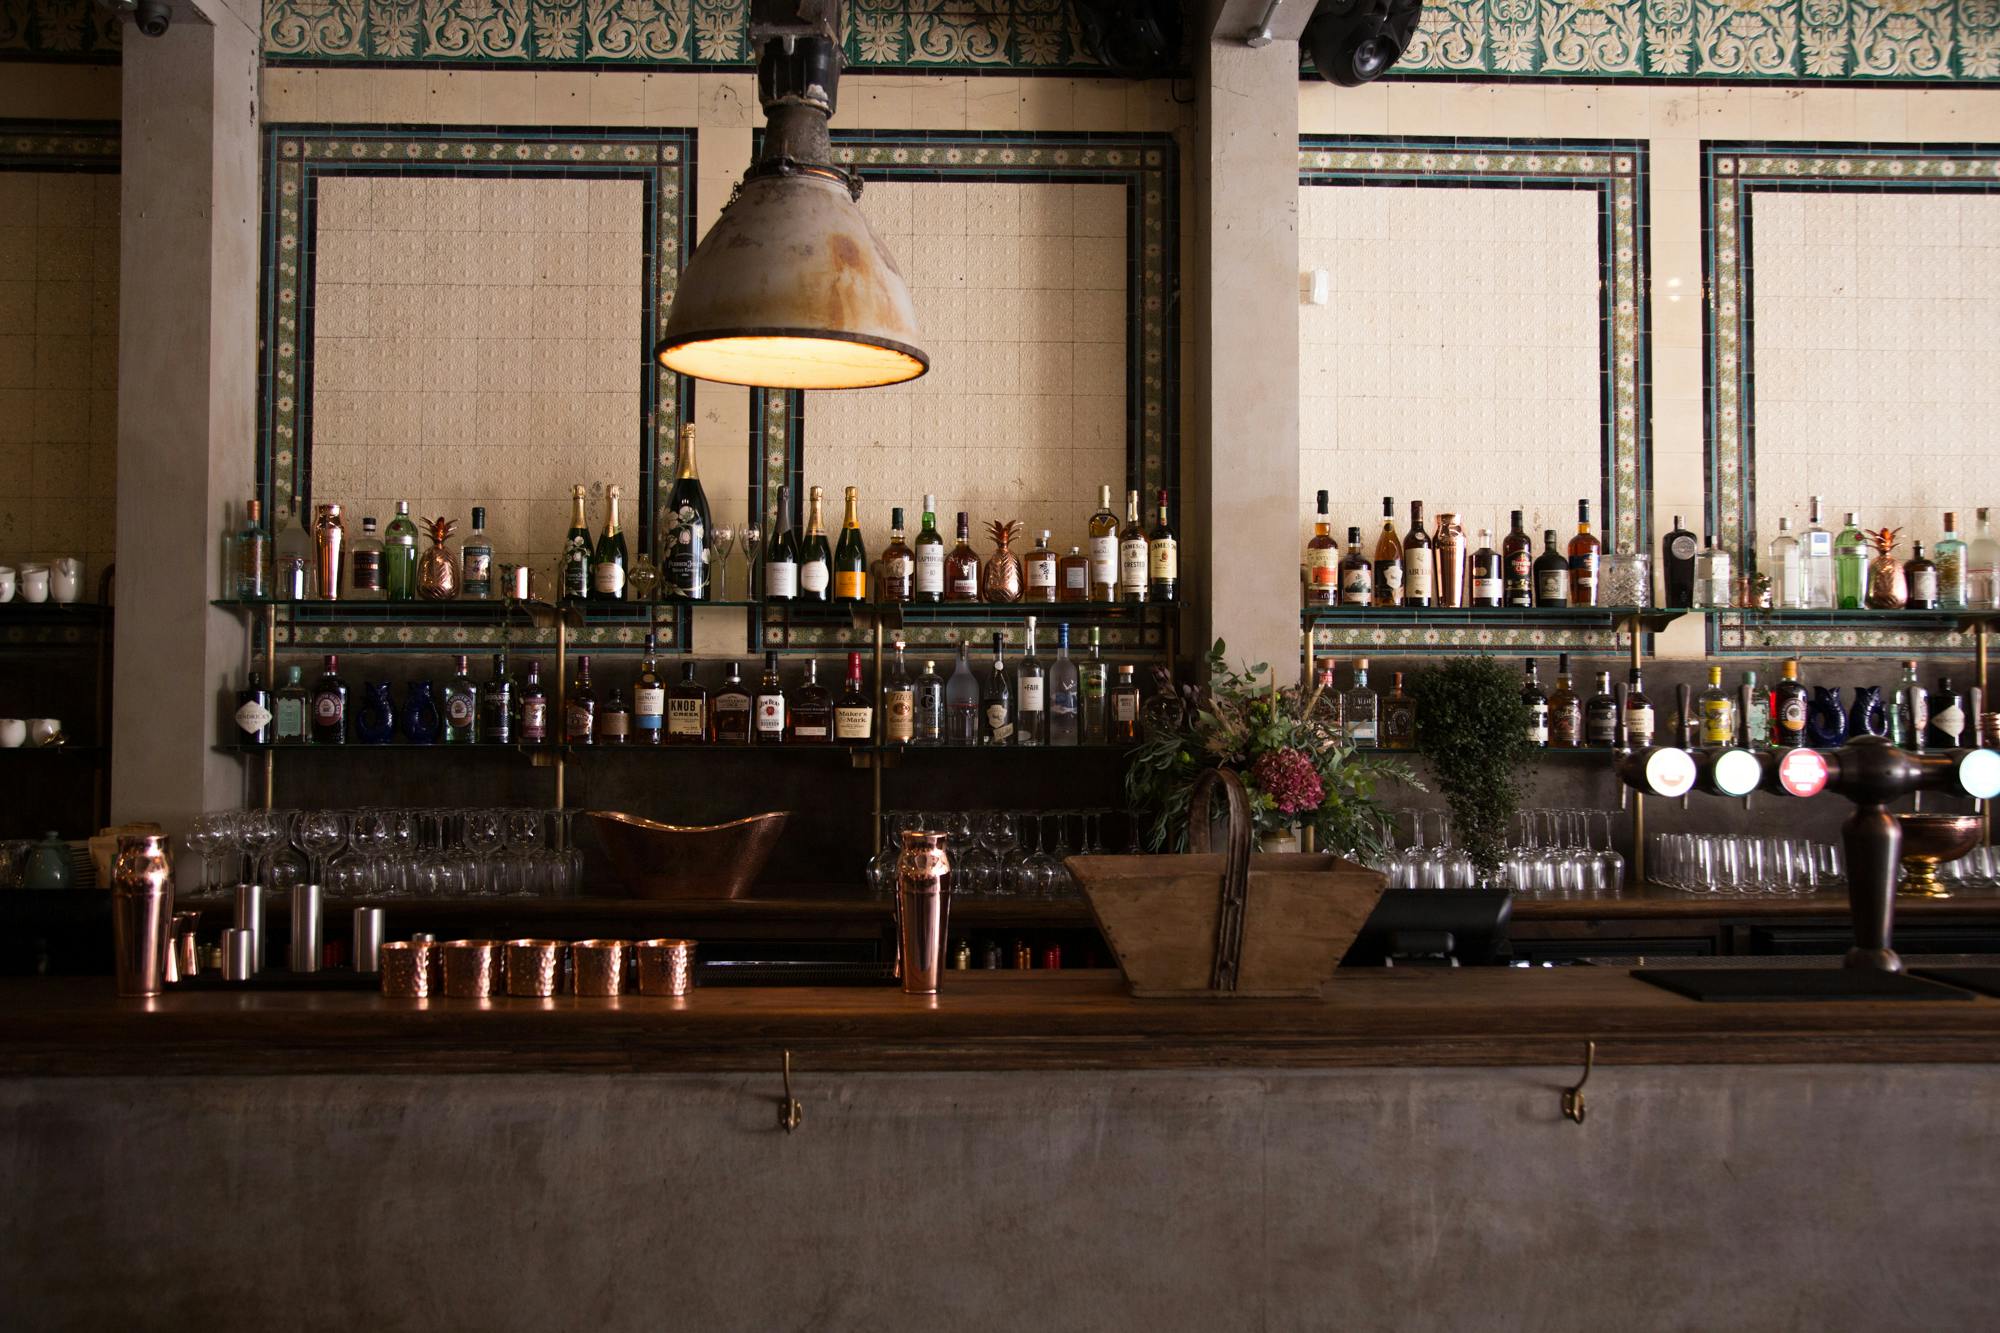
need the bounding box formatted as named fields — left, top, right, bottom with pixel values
left=313, top=503, right=345, bottom=601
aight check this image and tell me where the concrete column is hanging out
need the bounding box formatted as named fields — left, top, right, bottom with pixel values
left=1193, top=2, right=1308, bottom=678
left=110, top=7, right=260, bottom=828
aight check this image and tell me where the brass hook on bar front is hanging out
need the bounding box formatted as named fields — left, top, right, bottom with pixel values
left=1562, top=1040, right=1595, bottom=1124
left=778, top=1049, right=803, bottom=1133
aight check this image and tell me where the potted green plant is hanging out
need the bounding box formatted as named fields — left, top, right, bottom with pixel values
left=1406, top=656, right=1536, bottom=878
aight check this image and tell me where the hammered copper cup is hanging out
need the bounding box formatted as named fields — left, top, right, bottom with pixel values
left=571, top=939, right=631, bottom=997
left=379, top=941, right=432, bottom=998
left=440, top=939, right=502, bottom=998
left=505, top=939, right=565, bottom=997
left=635, top=939, right=696, bottom=996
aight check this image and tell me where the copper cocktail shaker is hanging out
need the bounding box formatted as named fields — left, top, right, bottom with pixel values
left=895, top=830, right=952, bottom=995
left=1434, top=512, right=1468, bottom=608
left=110, top=834, right=175, bottom=997
left=313, top=502, right=345, bottom=600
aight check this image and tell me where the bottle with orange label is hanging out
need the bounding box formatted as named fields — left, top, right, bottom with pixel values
left=832, top=485, right=868, bottom=603
left=1304, top=489, right=1338, bottom=606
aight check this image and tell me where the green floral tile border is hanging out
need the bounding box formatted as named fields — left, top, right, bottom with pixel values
left=1705, top=141, right=1997, bottom=656
left=1301, top=136, right=1650, bottom=657
left=749, top=131, right=1179, bottom=654
left=260, top=124, right=695, bottom=649
left=1307, top=620, right=1630, bottom=654
left=0, top=121, right=118, bottom=168
left=278, top=615, right=678, bottom=651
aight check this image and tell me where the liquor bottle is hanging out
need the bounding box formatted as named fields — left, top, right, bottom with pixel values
left=348, top=517, right=384, bottom=601
left=1081, top=626, right=1108, bottom=742
left=634, top=633, right=666, bottom=743
left=1773, top=658, right=1807, bottom=748
left=520, top=660, right=548, bottom=745
left=1927, top=677, right=1967, bottom=749
left=1015, top=618, right=1047, bottom=746
left=665, top=423, right=711, bottom=599
left=484, top=653, right=513, bottom=745
left=562, top=485, right=593, bottom=600
left=234, top=670, right=273, bottom=747
left=913, top=495, right=945, bottom=604
left=882, top=635, right=916, bottom=746
left=1048, top=623, right=1081, bottom=746
left=1382, top=671, right=1416, bottom=750
left=442, top=655, right=479, bottom=744
left=1149, top=489, right=1178, bottom=604
left=664, top=662, right=709, bottom=743
left=274, top=506, right=311, bottom=601
left=833, top=485, right=867, bottom=604
left=1501, top=509, right=1534, bottom=608
left=1833, top=511, right=1868, bottom=610
left=1337, top=527, right=1372, bottom=606
left=1567, top=500, right=1601, bottom=607
left=590, top=485, right=629, bottom=601
left=753, top=652, right=787, bottom=745
left=1304, top=490, right=1339, bottom=606
left=381, top=502, right=418, bottom=602
left=1584, top=670, right=1618, bottom=747
left=712, top=662, right=753, bottom=745
left=945, top=644, right=979, bottom=745
left=1695, top=533, right=1732, bottom=608
left=1373, top=497, right=1403, bottom=606
left=1023, top=529, right=1058, bottom=604
left=798, top=486, right=832, bottom=602
left=791, top=659, right=832, bottom=743
left=1904, top=541, right=1940, bottom=610
left=878, top=506, right=914, bottom=603
left=1936, top=511, right=1968, bottom=610
left=1890, top=660, right=1928, bottom=750
left=598, top=688, right=631, bottom=745
left=1661, top=513, right=1698, bottom=607
left=945, top=512, right=980, bottom=602
left=913, top=659, right=945, bottom=746
left=1118, top=490, right=1148, bottom=603
left=1968, top=507, right=2000, bottom=609
left=756, top=489, right=797, bottom=603
left=1697, top=666, right=1736, bottom=746
left=1057, top=545, right=1089, bottom=604
left=1769, top=517, right=1804, bottom=608
left=981, top=632, right=1014, bottom=745
left=310, top=654, right=348, bottom=744
left=1533, top=530, right=1569, bottom=607
left=1309, top=659, right=1341, bottom=739
left=834, top=652, right=873, bottom=744
left=1521, top=658, right=1549, bottom=748
left=273, top=664, right=309, bottom=744
left=459, top=506, right=493, bottom=599
left=1401, top=501, right=1433, bottom=608
left=566, top=655, right=597, bottom=745
left=1434, top=512, right=1468, bottom=608
left=1802, top=496, right=1835, bottom=609
left=1108, top=664, right=1141, bottom=743
left=1469, top=528, right=1502, bottom=608
left=1549, top=654, right=1581, bottom=748
left=1622, top=667, right=1655, bottom=748
left=1087, top=484, right=1119, bottom=601
left=1342, top=659, right=1379, bottom=748
left=232, top=499, right=271, bottom=599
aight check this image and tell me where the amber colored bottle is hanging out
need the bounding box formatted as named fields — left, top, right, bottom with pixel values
left=1372, top=496, right=1403, bottom=606
left=1107, top=664, right=1141, bottom=742
left=1501, top=509, right=1534, bottom=608
left=1381, top=672, right=1416, bottom=750
left=1056, top=545, right=1090, bottom=604
left=1567, top=499, right=1602, bottom=607
left=1023, top=529, right=1058, bottom=604
left=1304, top=490, right=1339, bottom=607
left=944, top=512, right=981, bottom=602
left=1548, top=653, right=1582, bottom=749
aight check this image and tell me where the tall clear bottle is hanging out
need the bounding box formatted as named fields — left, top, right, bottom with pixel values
left=945, top=643, right=980, bottom=746
left=1081, top=626, right=1108, bottom=742
left=384, top=501, right=419, bottom=601
left=1833, top=511, right=1868, bottom=610
left=232, top=499, right=271, bottom=599
left=1048, top=623, right=1080, bottom=746
left=1935, top=511, right=1968, bottom=610
left=1769, top=516, right=1805, bottom=608
left=1014, top=618, right=1046, bottom=745
left=1802, top=496, right=1835, bottom=609
left=1694, top=532, right=1732, bottom=608
left=1968, top=507, right=2000, bottom=609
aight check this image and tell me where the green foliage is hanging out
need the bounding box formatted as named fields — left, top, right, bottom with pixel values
left=1406, top=655, right=1536, bottom=875
left=1124, top=640, right=1419, bottom=859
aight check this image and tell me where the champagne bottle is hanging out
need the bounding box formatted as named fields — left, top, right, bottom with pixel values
left=764, top=485, right=799, bottom=601
left=799, top=486, right=832, bottom=602
left=665, top=423, right=711, bottom=599
left=833, top=485, right=868, bottom=603
left=592, top=484, right=629, bottom=601
left=562, top=485, right=593, bottom=600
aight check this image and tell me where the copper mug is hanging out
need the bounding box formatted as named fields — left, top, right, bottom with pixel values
left=440, top=939, right=502, bottom=998
left=634, top=939, right=696, bottom=996
left=895, top=830, right=952, bottom=995
left=379, top=940, right=433, bottom=998
left=571, top=939, right=631, bottom=997
left=110, top=834, right=175, bottom=997
left=505, top=939, right=565, bottom=997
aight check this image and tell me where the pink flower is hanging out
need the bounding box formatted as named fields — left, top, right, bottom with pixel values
left=1249, top=748, right=1323, bottom=816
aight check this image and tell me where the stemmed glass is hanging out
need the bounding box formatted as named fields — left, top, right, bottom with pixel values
left=461, top=808, right=505, bottom=896
left=297, top=810, right=348, bottom=886
left=183, top=812, right=232, bottom=899
left=1592, top=811, right=1626, bottom=894
left=502, top=808, right=546, bottom=896
left=1045, top=812, right=1077, bottom=899
left=1016, top=816, right=1063, bottom=899
left=982, top=812, right=1022, bottom=897
left=709, top=524, right=737, bottom=599
left=738, top=521, right=763, bottom=599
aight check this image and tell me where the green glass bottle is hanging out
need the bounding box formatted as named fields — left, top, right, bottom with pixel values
left=592, top=484, right=629, bottom=601
left=1833, top=510, right=1868, bottom=610
left=384, top=500, right=419, bottom=601
left=833, top=485, right=868, bottom=603
left=562, top=484, right=594, bottom=600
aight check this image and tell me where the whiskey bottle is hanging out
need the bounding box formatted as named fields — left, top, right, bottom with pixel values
left=764, top=486, right=800, bottom=602
left=1342, top=659, right=1379, bottom=748
left=234, top=671, right=272, bottom=747
left=664, top=423, right=711, bottom=599
left=981, top=632, right=1014, bottom=745
left=520, top=660, right=548, bottom=745
left=461, top=506, right=493, bottom=599
left=1584, top=670, right=1618, bottom=747
left=598, top=688, right=632, bottom=744
left=1521, top=658, right=1549, bottom=748
left=1549, top=654, right=1581, bottom=748
left=634, top=633, right=666, bottom=743
left=562, top=485, right=593, bottom=600
left=1661, top=514, right=1698, bottom=607
left=1373, top=497, right=1404, bottom=607
left=1401, top=501, right=1433, bottom=608
left=791, top=658, right=833, bottom=743
left=1567, top=500, right=1601, bottom=607
left=1108, top=664, right=1141, bottom=742
left=385, top=501, right=419, bottom=601
left=833, top=485, right=868, bottom=604
left=1088, top=484, right=1119, bottom=601
left=945, top=643, right=979, bottom=745
left=232, top=499, right=271, bottom=600
left=1697, top=666, right=1736, bottom=746
left=882, top=635, right=916, bottom=746
left=273, top=664, right=309, bottom=744
left=1057, top=545, right=1089, bottom=604
left=1533, top=530, right=1570, bottom=607
left=834, top=652, right=873, bottom=744
left=1081, top=626, right=1108, bottom=742
left=1470, top=528, right=1502, bottom=608
left=1023, top=529, right=1058, bottom=604
left=1773, top=658, right=1807, bottom=748
left=798, top=486, right=832, bottom=602
left=1048, top=623, right=1080, bottom=746
left=349, top=516, right=385, bottom=601
left=1623, top=667, right=1656, bottom=748
left=1015, top=618, right=1047, bottom=745
left=1502, top=509, right=1534, bottom=608
left=945, top=512, right=981, bottom=602
left=1382, top=671, right=1416, bottom=750
left=712, top=662, right=753, bottom=745
left=1118, top=490, right=1148, bottom=603
left=668, top=663, right=711, bottom=744
left=442, top=655, right=479, bottom=744
left=592, top=485, right=629, bottom=601
left=1337, top=527, right=1372, bottom=607
left=566, top=655, right=597, bottom=745
left=878, top=506, right=914, bottom=603
left=484, top=653, right=513, bottom=745
left=753, top=652, right=787, bottom=744
left=913, top=659, right=944, bottom=745
left=1148, top=489, right=1178, bottom=604
left=1305, top=491, right=1339, bottom=606
left=913, top=496, right=945, bottom=604
left=310, top=654, right=348, bottom=744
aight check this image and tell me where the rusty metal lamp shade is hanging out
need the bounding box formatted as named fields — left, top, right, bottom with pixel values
left=655, top=8, right=928, bottom=390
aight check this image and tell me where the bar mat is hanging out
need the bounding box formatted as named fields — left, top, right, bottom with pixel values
left=1910, top=968, right=2000, bottom=998
left=171, top=968, right=380, bottom=992
left=1632, top=968, right=1976, bottom=1002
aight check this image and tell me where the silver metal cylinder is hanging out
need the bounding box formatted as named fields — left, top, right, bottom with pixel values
left=352, top=907, right=384, bottom=973
left=233, top=883, right=264, bottom=970
left=289, top=882, right=323, bottom=974
left=222, top=928, right=257, bottom=981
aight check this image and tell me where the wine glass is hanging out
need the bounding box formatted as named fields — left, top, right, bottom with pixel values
left=461, top=808, right=505, bottom=896
left=1016, top=816, right=1063, bottom=899
left=738, top=521, right=763, bottom=598
left=296, top=810, right=348, bottom=886
left=710, top=524, right=737, bottom=600
left=501, top=808, right=546, bottom=897
left=236, top=809, right=284, bottom=886
left=1592, top=810, right=1626, bottom=894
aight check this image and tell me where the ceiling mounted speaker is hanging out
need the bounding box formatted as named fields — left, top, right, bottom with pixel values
left=1305, top=0, right=1424, bottom=87
left=1073, top=0, right=1184, bottom=80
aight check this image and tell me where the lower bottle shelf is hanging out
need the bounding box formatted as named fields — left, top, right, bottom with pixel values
left=215, top=740, right=1140, bottom=758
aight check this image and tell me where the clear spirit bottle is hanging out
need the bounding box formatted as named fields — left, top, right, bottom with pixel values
left=1341, top=658, right=1379, bottom=749
left=1081, top=626, right=1108, bottom=741
left=945, top=644, right=979, bottom=745
left=1968, top=507, right=2000, bottom=609
left=913, top=658, right=944, bottom=746
left=1769, top=516, right=1805, bottom=608
left=1014, top=618, right=1046, bottom=744
left=232, top=498, right=271, bottom=599
left=1802, top=496, right=1835, bottom=609
left=1047, top=623, right=1080, bottom=746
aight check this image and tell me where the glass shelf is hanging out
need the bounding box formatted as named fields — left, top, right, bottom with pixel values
left=217, top=740, right=1138, bottom=757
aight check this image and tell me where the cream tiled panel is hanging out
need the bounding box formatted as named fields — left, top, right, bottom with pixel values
left=308, top=176, right=644, bottom=572
left=1298, top=184, right=1601, bottom=547
left=1749, top=192, right=2000, bottom=547
left=801, top=180, right=1127, bottom=550
left=0, top=171, right=118, bottom=582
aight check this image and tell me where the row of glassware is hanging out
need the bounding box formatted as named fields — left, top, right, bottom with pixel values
left=867, top=808, right=1138, bottom=900
left=1650, top=833, right=1846, bottom=897
left=1366, top=808, right=1629, bottom=896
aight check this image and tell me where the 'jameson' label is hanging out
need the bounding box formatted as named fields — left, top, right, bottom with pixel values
left=1120, top=540, right=1148, bottom=590
left=1149, top=539, right=1177, bottom=582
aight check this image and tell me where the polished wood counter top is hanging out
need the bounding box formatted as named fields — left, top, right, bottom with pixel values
left=4, top=969, right=1999, bottom=1077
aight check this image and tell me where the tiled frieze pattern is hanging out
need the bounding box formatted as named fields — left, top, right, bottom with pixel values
left=0, top=122, right=118, bottom=588
left=262, top=125, right=694, bottom=648
left=1705, top=141, right=2000, bottom=655
left=0, top=2, right=122, bottom=60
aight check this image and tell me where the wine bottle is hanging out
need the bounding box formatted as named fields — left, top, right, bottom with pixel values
left=665, top=423, right=711, bottom=600
left=591, top=485, right=629, bottom=601
left=799, top=486, right=832, bottom=602
left=765, top=486, right=799, bottom=601
left=833, top=485, right=867, bottom=603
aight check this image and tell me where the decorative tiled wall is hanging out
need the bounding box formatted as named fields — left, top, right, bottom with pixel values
left=0, top=123, right=118, bottom=589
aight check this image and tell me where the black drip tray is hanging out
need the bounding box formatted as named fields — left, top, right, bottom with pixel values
left=1633, top=967, right=1977, bottom=1002
left=1909, top=967, right=2000, bottom=998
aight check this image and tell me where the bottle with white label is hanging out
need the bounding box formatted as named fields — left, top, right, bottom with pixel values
left=1470, top=528, right=1503, bottom=607
left=1015, top=617, right=1047, bottom=745
left=235, top=671, right=273, bottom=747
left=461, top=505, right=493, bottom=599
left=1023, top=529, right=1057, bottom=603
left=1338, top=527, right=1372, bottom=607
left=883, top=636, right=916, bottom=746
left=753, top=652, right=787, bottom=744
left=1341, top=659, right=1379, bottom=748
left=1118, top=490, right=1148, bottom=604
left=913, top=495, right=945, bottom=603
left=1148, top=489, right=1178, bottom=603
left=1623, top=667, right=1656, bottom=748
left=1770, top=516, right=1805, bottom=608
left=634, top=633, right=666, bottom=744
left=764, top=486, right=799, bottom=601
left=1521, top=658, right=1549, bottom=748
left=798, top=486, right=832, bottom=602
left=1694, top=533, right=1733, bottom=609
left=1087, top=484, right=1119, bottom=602
left=834, top=652, right=874, bottom=745
left=1802, top=496, right=1835, bottom=609
left=1927, top=677, right=1966, bottom=749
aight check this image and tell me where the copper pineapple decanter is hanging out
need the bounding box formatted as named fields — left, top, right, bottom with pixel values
left=1865, top=527, right=1906, bottom=609
left=418, top=515, right=460, bottom=601
left=982, top=519, right=1024, bottom=603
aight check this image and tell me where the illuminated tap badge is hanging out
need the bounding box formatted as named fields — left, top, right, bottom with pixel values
left=1710, top=748, right=1762, bottom=798
left=1777, top=748, right=1829, bottom=799
left=1955, top=748, right=2000, bottom=801
left=1644, top=748, right=1698, bottom=799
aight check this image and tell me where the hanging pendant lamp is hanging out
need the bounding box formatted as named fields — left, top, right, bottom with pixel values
left=655, top=0, right=929, bottom=390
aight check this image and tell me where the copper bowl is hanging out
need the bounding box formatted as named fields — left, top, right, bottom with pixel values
left=586, top=810, right=788, bottom=900
left=1895, top=814, right=1984, bottom=899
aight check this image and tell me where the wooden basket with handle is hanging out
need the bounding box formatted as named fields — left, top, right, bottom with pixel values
left=1066, top=768, right=1387, bottom=998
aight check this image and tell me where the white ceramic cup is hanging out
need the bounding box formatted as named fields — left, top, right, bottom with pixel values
left=0, top=566, right=15, bottom=602
left=50, top=557, right=82, bottom=604
left=19, top=564, right=49, bottom=603
left=27, top=719, right=61, bottom=748
left=0, top=720, right=24, bottom=749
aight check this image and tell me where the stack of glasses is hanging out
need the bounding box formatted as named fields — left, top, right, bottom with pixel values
left=1371, top=808, right=1628, bottom=897
left=867, top=809, right=1138, bottom=900
left=1650, top=833, right=1845, bottom=896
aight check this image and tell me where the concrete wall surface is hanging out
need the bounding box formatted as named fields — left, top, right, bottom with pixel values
left=2, top=1064, right=1995, bottom=1331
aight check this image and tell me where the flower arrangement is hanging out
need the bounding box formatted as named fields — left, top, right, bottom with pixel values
left=1125, top=641, right=1416, bottom=858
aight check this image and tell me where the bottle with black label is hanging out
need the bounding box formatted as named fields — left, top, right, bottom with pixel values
left=1533, top=530, right=1570, bottom=607
left=1623, top=667, right=1655, bottom=749
left=1522, top=658, right=1549, bottom=748
left=913, top=658, right=945, bottom=745
left=461, top=507, right=493, bottom=599
left=1338, top=527, right=1372, bottom=607
left=349, top=517, right=385, bottom=601
left=1928, top=677, right=1967, bottom=749
left=1661, top=513, right=1698, bottom=607
left=234, top=671, right=273, bottom=747
left=310, top=654, right=348, bottom=745
left=1773, top=658, right=1808, bottom=748
left=483, top=653, right=512, bottom=746
left=1905, top=541, right=1940, bottom=610
left=520, top=660, right=548, bottom=745
left=1381, top=671, right=1416, bottom=750
left=712, top=662, right=753, bottom=745
left=791, top=658, right=833, bottom=743
left=1584, top=670, right=1618, bottom=747
left=664, top=423, right=711, bottom=599
left=668, top=662, right=710, bottom=744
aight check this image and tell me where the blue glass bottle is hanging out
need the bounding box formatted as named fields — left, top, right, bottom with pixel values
left=1807, top=685, right=1849, bottom=748
left=401, top=680, right=443, bottom=744
left=1846, top=684, right=1887, bottom=740
left=355, top=681, right=397, bottom=744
